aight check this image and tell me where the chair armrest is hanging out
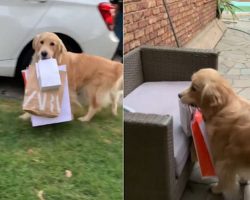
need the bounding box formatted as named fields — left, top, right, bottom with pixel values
left=141, top=46, right=218, bottom=81
left=124, top=112, right=176, bottom=200
left=124, top=48, right=144, bottom=97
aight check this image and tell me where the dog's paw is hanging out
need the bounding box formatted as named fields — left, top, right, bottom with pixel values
left=78, top=116, right=90, bottom=122
left=18, top=113, right=31, bottom=121
left=210, top=183, right=222, bottom=194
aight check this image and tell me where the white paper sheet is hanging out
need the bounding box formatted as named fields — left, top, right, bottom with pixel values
left=36, top=59, right=61, bottom=91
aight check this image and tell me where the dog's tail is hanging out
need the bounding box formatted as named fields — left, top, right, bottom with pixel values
left=100, top=70, right=123, bottom=108
left=112, top=73, right=123, bottom=106
left=97, top=63, right=123, bottom=108
left=114, top=74, right=123, bottom=91
left=114, top=62, right=124, bottom=91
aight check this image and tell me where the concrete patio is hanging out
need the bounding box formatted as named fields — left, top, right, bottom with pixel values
left=181, top=18, right=250, bottom=200
left=217, top=23, right=250, bottom=100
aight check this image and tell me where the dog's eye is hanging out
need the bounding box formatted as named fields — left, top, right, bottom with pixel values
left=40, top=40, right=44, bottom=44
left=50, top=42, right=55, bottom=46
left=191, top=86, right=196, bottom=92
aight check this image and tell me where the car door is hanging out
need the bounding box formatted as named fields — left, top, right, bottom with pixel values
left=0, top=0, right=52, bottom=76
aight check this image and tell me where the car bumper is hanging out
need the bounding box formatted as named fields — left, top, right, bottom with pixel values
left=82, top=31, right=119, bottom=59
left=0, top=59, right=16, bottom=77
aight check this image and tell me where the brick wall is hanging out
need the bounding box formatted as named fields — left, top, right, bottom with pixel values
left=124, top=0, right=217, bottom=54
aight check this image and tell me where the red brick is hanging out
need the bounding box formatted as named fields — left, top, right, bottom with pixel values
left=153, top=23, right=161, bottom=31
left=148, top=17, right=157, bottom=24
left=133, top=11, right=144, bottom=22
left=148, top=1, right=156, bottom=8
left=145, top=26, right=154, bottom=34
left=124, top=0, right=217, bottom=54
left=134, top=29, right=145, bottom=39
left=149, top=32, right=157, bottom=39
left=144, top=9, right=152, bottom=17
left=152, top=7, right=160, bottom=15
left=157, top=28, right=165, bottom=36
left=130, top=40, right=141, bottom=49
left=125, top=32, right=134, bottom=43
left=137, top=2, right=148, bottom=10
left=138, top=19, right=148, bottom=28
left=124, top=44, right=130, bottom=53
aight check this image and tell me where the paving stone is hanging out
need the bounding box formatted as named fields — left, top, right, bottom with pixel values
left=230, top=50, right=246, bottom=55
left=240, top=75, right=250, bottom=80
left=216, top=27, right=250, bottom=95
left=234, top=87, right=244, bottom=94
left=241, top=69, right=250, bottom=75
left=229, top=54, right=247, bottom=60
left=227, top=68, right=241, bottom=75
left=245, top=62, right=250, bottom=68
left=239, top=88, right=250, bottom=100
left=220, top=59, right=235, bottom=68
left=218, top=65, right=229, bottom=73
left=234, top=63, right=247, bottom=68
left=223, top=74, right=240, bottom=79
left=233, top=79, right=250, bottom=87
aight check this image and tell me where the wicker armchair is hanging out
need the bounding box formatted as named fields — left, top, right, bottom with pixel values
left=124, top=46, right=218, bottom=200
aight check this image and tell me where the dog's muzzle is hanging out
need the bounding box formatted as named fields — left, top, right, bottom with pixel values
left=41, top=51, right=48, bottom=60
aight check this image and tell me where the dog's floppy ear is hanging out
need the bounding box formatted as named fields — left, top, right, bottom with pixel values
left=55, top=39, right=67, bottom=64
left=58, top=39, right=67, bottom=53
left=201, top=83, right=223, bottom=107
left=32, top=34, right=40, bottom=50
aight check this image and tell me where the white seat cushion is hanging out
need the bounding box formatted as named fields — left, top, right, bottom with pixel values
left=124, top=81, right=191, bottom=177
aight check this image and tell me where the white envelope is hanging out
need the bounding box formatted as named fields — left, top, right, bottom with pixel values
left=36, top=58, right=61, bottom=91
left=31, top=65, right=72, bottom=127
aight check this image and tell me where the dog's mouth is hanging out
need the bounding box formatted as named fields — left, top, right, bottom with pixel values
left=178, top=94, right=197, bottom=107
left=41, top=57, right=50, bottom=60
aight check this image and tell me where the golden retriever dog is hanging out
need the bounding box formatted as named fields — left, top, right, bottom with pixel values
left=179, top=68, right=250, bottom=200
left=19, top=32, right=123, bottom=122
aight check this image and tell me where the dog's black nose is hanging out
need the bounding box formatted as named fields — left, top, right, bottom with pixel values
left=41, top=51, right=48, bottom=59
left=178, top=93, right=182, bottom=99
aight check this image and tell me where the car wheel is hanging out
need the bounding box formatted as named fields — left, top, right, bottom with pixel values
left=56, top=33, right=82, bottom=53
left=15, top=42, right=34, bottom=83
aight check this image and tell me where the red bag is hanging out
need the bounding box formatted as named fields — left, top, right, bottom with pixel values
left=191, top=110, right=216, bottom=177
left=22, top=69, right=27, bottom=86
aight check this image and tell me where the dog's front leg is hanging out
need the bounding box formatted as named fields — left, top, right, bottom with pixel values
left=211, top=161, right=241, bottom=200
left=19, top=112, right=31, bottom=120
left=78, top=104, right=100, bottom=122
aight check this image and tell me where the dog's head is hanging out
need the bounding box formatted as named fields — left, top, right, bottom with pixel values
left=32, top=32, right=67, bottom=62
left=179, top=68, right=232, bottom=109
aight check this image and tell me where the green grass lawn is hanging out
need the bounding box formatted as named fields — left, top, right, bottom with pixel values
left=0, top=98, right=122, bottom=200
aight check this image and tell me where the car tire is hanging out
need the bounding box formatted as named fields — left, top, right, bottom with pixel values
left=15, top=43, right=34, bottom=83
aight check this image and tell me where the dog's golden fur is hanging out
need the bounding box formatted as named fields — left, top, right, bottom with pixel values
left=180, top=68, right=250, bottom=200
left=20, top=32, right=123, bottom=121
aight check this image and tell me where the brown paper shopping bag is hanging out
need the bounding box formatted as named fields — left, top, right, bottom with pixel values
left=22, top=66, right=66, bottom=117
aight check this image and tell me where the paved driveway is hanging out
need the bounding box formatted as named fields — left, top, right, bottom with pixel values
left=0, top=77, right=23, bottom=99
left=216, top=20, right=250, bottom=100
